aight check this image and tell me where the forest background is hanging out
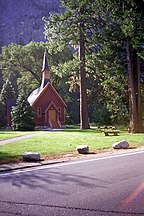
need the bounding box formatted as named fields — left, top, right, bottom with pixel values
left=0, top=0, right=144, bottom=132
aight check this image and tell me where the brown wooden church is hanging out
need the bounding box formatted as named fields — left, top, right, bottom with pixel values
left=27, top=51, right=66, bottom=129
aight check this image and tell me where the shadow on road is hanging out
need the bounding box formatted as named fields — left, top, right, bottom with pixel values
left=0, top=167, right=109, bottom=194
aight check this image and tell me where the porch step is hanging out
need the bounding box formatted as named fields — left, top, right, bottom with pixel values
left=51, top=121, right=60, bottom=129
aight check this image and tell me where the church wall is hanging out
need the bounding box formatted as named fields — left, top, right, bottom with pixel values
left=33, top=84, right=65, bottom=127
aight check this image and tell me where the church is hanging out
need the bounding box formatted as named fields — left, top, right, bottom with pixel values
left=27, top=51, right=67, bottom=129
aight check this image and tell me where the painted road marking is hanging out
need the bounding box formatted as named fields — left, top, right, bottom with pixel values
left=1, top=150, right=144, bottom=176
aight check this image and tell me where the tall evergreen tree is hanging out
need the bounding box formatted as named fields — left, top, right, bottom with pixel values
left=101, top=0, right=144, bottom=132
left=11, top=92, right=35, bottom=131
left=0, top=79, right=16, bottom=127
left=44, top=0, right=91, bottom=129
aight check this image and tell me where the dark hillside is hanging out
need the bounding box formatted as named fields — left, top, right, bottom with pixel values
left=0, top=0, right=61, bottom=48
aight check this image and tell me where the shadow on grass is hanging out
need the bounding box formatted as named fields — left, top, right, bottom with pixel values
left=60, top=128, right=101, bottom=133
left=0, top=131, right=14, bottom=134
left=0, top=151, right=20, bottom=164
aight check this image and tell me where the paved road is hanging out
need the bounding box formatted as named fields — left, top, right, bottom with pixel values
left=0, top=151, right=144, bottom=216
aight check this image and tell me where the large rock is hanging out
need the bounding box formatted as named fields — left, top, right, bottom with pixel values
left=76, top=145, right=89, bottom=154
left=112, top=140, right=129, bottom=149
left=22, top=152, right=40, bottom=162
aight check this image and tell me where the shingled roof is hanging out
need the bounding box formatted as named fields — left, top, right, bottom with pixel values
left=27, top=87, right=41, bottom=106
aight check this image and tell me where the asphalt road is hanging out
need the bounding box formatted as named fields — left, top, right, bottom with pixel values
left=0, top=151, right=144, bottom=216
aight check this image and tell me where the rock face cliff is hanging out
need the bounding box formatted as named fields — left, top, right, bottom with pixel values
left=0, top=0, right=61, bottom=48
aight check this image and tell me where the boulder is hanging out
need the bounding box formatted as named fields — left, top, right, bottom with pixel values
left=76, top=145, right=89, bottom=154
left=22, top=152, right=40, bottom=162
left=112, top=140, right=129, bottom=149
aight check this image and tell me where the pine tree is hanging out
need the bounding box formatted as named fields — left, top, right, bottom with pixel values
left=101, top=0, right=144, bottom=132
left=0, top=79, right=16, bottom=127
left=0, top=79, right=15, bottom=104
left=11, top=92, right=35, bottom=131
left=44, top=0, right=143, bottom=130
left=44, top=0, right=95, bottom=129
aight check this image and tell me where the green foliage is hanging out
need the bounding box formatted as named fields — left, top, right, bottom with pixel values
left=86, top=46, right=129, bottom=125
left=65, top=91, right=80, bottom=124
left=0, top=79, right=15, bottom=128
left=87, top=0, right=143, bottom=128
left=43, top=0, right=133, bottom=127
left=11, top=92, right=35, bottom=131
left=44, top=0, right=113, bottom=129
left=0, top=0, right=143, bottom=128
left=90, top=105, right=111, bottom=126
left=107, top=0, right=144, bottom=51
left=0, top=42, right=46, bottom=95
left=0, top=79, right=15, bottom=103
left=0, top=41, right=73, bottom=94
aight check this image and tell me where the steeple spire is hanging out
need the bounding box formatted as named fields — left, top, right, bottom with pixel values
left=42, top=50, right=50, bottom=72
left=41, top=50, right=51, bottom=88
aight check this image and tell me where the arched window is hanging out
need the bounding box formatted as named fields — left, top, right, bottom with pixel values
left=58, top=107, right=61, bottom=117
left=37, top=107, right=42, bottom=118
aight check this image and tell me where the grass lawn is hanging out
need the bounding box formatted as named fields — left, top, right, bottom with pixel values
left=0, top=128, right=144, bottom=163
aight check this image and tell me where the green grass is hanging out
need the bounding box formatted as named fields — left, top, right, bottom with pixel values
left=0, top=128, right=144, bottom=163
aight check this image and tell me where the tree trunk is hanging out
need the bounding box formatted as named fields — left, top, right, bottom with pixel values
left=79, top=7, right=90, bottom=130
left=126, top=39, right=144, bottom=133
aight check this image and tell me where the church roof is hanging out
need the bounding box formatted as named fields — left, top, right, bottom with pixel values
left=27, top=82, right=66, bottom=107
left=41, top=50, right=50, bottom=72
left=27, top=87, right=41, bottom=106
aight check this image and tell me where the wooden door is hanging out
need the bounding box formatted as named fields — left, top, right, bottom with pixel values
left=48, top=109, right=60, bottom=128
left=49, top=110, right=56, bottom=122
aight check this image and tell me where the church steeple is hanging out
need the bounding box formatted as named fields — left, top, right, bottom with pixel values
left=42, top=50, right=50, bottom=72
left=41, top=50, right=50, bottom=88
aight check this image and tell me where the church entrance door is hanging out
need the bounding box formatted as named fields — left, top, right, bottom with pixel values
left=49, top=110, right=56, bottom=122
left=48, top=109, right=59, bottom=128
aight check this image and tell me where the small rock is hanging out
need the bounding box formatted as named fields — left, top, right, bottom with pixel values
left=22, top=152, right=40, bottom=162
left=112, top=140, right=129, bottom=149
left=76, top=145, right=89, bottom=154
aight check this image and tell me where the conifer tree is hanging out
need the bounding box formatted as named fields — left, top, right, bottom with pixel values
left=44, top=0, right=94, bottom=129
left=44, top=0, right=144, bottom=131
left=11, top=92, right=35, bottom=131
left=0, top=79, right=15, bottom=104
left=99, top=0, right=144, bottom=132
left=0, top=79, right=16, bottom=127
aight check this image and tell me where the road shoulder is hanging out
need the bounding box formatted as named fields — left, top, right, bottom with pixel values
left=0, top=145, right=144, bottom=172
